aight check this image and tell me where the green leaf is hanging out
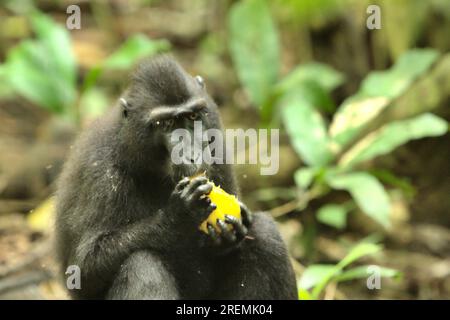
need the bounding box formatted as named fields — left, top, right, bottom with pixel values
left=294, top=167, right=319, bottom=189
left=104, top=34, right=170, bottom=70
left=317, top=204, right=347, bottom=229
left=360, top=49, right=439, bottom=98
left=329, top=49, right=440, bottom=148
left=279, top=0, right=341, bottom=21
left=81, top=66, right=102, bottom=94
left=228, top=0, right=280, bottom=108
left=335, top=265, right=401, bottom=282
left=298, top=288, right=313, bottom=300
left=369, top=169, right=416, bottom=197
left=277, top=62, right=344, bottom=93
left=292, top=80, right=337, bottom=113
left=6, top=41, right=75, bottom=113
left=329, top=96, right=390, bottom=149
left=3, top=12, right=77, bottom=114
left=298, top=265, right=336, bottom=290
left=30, top=12, right=77, bottom=86
left=337, top=243, right=382, bottom=269
left=340, top=113, right=448, bottom=167
left=309, top=242, right=382, bottom=298
left=327, top=172, right=391, bottom=228
left=280, top=92, right=333, bottom=166
left=274, top=63, right=343, bottom=116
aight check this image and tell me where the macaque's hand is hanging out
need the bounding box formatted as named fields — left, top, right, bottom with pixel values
left=202, top=201, right=253, bottom=254
left=169, top=176, right=216, bottom=226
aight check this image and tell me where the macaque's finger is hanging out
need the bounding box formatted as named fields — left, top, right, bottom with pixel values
left=207, top=223, right=221, bottom=246
left=225, top=214, right=247, bottom=240
left=217, top=219, right=236, bottom=243
left=189, top=183, right=213, bottom=201
left=182, top=177, right=208, bottom=197
left=205, top=203, right=217, bottom=215
left=239, top=201, right=253, bottom=226
left=175, top=177, right=190, bottom=192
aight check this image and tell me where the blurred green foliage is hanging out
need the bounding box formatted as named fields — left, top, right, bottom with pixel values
left=228, top=0, right=448, bottom=299
left=298, top=241, right=401, bottom=299
left=1, top=12, right=77, bottom=116
left=288, top=52, right=447, bottom=230
left=228, top=0, right=447, bottom=231
left=228, top=0, right=280, bottom=113
left=0, top=0, right=448, bottom=300
left=0, top=10, right=170, bottom=124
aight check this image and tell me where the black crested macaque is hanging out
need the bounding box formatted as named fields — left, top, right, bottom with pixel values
left=55, top=56, right=297, bottom=300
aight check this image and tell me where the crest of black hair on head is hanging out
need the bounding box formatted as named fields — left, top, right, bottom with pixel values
left=129, top=55, right=192, bottom=106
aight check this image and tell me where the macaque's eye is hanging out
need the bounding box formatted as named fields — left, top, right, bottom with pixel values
left=195, top=75, right=205, bottom=88
left=188, top=113, right=199, bottom=121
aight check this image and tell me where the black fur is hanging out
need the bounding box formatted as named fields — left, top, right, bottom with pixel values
left=55, top=56, right=297, bottom=299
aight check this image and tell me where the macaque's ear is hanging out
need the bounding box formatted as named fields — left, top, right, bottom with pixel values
left=195, top=75, right=205, bottom=89
left=120, top=98, right=129, bottom=118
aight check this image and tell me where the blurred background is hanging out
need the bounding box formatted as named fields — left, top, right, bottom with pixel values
left=0, top=0, right=449, bottom=300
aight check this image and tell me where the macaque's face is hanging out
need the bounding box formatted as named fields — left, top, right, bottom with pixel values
left=121, top=72, right=219, bottom=180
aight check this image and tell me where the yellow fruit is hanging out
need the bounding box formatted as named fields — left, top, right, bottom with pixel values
left=198, top=181, right=241, bottom=234
left=27, top=197, right=55, bottom=232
